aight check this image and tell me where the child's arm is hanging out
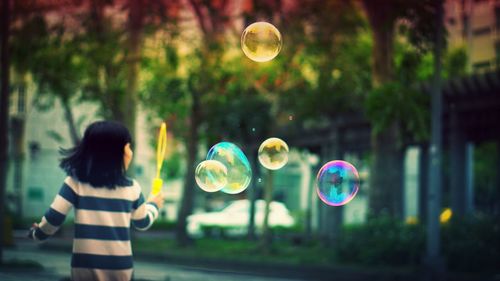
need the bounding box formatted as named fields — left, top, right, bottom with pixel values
left=28, top=178, right=76, bottom=241
left=131, top=191, right=164, bottom=231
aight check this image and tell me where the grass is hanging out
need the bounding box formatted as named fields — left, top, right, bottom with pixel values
left=0, top=259, right=44, bottom=271
left=131, top=237, right=420, bottom=276
left=132, top=237, right=336, bottom=267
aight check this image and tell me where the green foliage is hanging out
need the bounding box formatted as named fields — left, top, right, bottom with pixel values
left=204, top=84, right=272, bottom=144
left=46, top=130, right=65, bottom=144
left=444, top=47, right=468, bottom=78
left=76, top=17, right=129, bottom=119
left=140, top=42, right=190, bottom=140
left=365, top=81, right=429, bottom=142
left=10, top=15, right=49, bottom=73
left=365, top=34, right=449, bottom=143
left=142, top=0, right=375, bottom=151
left=148, top=219, right=177, bottom=231
left=396, top=0, right=441, bottom=52
left=133, top=237, right=335, bottom=266
left=337, top=216, right=425, bottom=266
left=473, top=142, right=499, bottom=214
left=279, top=1, right=371, bottom=125
left=442, top=215, right=500, bottom=272
left=0, top=259, right=44, bottom=270
left=336, top=215, right=500, bottom=273
left=10, top=15, right=86, bottom=105
left=161, top=151, right=183, bottom=179
left=366, top=43, right=468, bottom=143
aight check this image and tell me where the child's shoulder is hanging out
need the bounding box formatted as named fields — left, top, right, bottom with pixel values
left=128, top=178, right=143, bottom=192
left=64, top=176, right=79, bottom=190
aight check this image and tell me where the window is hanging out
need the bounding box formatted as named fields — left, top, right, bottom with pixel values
left=462, top=15, right=470, bottom=38
left=473, top=61, right=491, bottom=72
left=495, top=40, right=500, bottom=67
left=17, top=84, right=26, bottom=114
left=29, top=141, right=41, bottom=160
left=473, top=26, right=491, bottom=36
left=495, top=6, right=500, bottom=31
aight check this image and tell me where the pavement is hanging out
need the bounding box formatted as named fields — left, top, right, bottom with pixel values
left=3, top=242, right=311, bottom=281
left=2, top=231, right=498, bottom=281
left=2, top=230, right=317, bottom=281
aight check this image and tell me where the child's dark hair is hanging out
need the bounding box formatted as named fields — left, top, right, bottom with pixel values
left=60, top=120, right=133, bottom=188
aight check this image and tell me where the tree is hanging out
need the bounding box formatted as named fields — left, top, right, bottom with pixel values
left=229, top=0, right=371, bottom=245
left=202, top=57, right=273, bottom=241
left=171, top=0, right=236, bottom=246
left=11, top=15, right=83, bottom=145
left=142, top=0, right=234, bottom=246
left=0, top=0, right=83, bottom=263
left=0, top=0, right=11, bottom=264
left=10, top=0, right=180, bottom=143
left=362, top=0, right=437, bottom=218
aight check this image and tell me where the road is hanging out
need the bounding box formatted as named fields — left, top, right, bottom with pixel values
left=2, top=242, right=311, bottom=281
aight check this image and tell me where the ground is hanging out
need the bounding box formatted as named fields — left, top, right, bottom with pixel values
left=2, top=237, right=309, bottom=281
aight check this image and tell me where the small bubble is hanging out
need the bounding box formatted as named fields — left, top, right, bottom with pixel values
left=316, top=160, right=359, bottom=206
left=241, top=22, right=282, bottom=62
left=258, top=137, right=289, bottom=170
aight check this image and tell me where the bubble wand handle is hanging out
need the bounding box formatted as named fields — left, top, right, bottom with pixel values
left=152, top=122, right=167, bottom=195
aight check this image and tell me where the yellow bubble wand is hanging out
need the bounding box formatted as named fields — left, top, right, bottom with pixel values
left=151, top=122, right=167, bottom=195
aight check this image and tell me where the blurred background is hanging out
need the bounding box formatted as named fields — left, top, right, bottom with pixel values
left=0, top=0, right=499, bottom=280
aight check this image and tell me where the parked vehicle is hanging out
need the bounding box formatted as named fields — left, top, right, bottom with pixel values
left=187, top=199, right=295, bottom=237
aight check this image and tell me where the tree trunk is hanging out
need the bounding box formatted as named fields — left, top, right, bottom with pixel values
left=370, top=124, right=404, bottom=218
left=363, top=1, right=404, bottom=218
left=260, top=169, right=273, bottom=252
left=304, top=163, right=315, bottom=242
left=123, top=0, right=143, bottom=142
left=61, top=97, right=80, bottom=145
left=176, top=90, right=200, bottom=246
left=247, top=147, right=259, bottom=240
left=419, top=144, right=429, bottom=223
left=0, top=0, right=11, bottom=264
left=11, top=117, right=24, bottom=219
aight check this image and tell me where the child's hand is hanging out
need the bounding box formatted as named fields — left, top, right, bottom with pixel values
left=27, top=222, right=39, bottom=239
left=148, top=192, right=165, bottom=209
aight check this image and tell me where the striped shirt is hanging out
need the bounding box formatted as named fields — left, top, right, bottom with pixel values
left=30, top=176, right=159, bottom=281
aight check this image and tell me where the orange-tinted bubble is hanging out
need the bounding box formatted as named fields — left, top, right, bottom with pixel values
left=258, top=138, right=289, bottom=170
left=241, top=22, right=282, bottom=62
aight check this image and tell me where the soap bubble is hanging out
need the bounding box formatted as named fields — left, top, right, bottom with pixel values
left=206, top=142, right=252, bottom=194
left=241, top=22, right=282, bottom=62
left=258, top=137, right=289, bottom=170
left=195, top=160, right=227, bottom=192
left=316, top=160, right=359, bottom=206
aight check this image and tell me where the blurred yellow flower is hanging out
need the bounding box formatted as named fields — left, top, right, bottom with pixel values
left=440, top=208, right=453, bottom=224
left=405, top=216, right=418, bottom=225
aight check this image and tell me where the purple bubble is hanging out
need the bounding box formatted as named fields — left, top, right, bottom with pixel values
left=316, top=160, right=360, bottom=206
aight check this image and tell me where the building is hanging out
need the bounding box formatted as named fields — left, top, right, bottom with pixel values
left=6, top=73, right=182, bottom=222
left=445, top=0, right=500, bottom=72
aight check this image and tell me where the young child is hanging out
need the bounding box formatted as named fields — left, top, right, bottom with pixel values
left=28, top=120, right=164, bottom=281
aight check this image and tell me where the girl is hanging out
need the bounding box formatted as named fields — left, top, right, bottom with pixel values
left=28, top=120, right=164, bottom=281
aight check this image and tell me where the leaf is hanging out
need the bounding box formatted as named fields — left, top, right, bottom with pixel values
left=46, top=130, right=65, bottom=144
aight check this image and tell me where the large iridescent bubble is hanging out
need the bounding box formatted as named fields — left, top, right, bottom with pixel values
left=241, top=22, right=282, bottom=62
left=195, top=160, right=228, bottom=193
left=206, top=142, right=252, bottom=194
left=316, top=160, right=360, bottom=206
left=258, top=137, right=289, bottom=170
